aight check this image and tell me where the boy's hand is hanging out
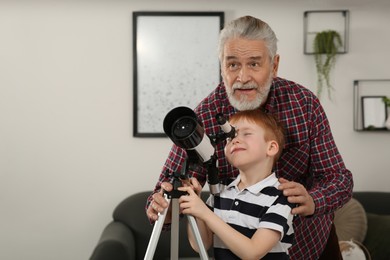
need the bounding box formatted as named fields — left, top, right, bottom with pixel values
left=178, top=185, right=208, bottom=218
left=182, top=177, right=202, bottom=196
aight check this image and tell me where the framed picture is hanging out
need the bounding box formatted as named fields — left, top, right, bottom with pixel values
left=133, top=11, right=224, bottom=137
left=361, top=96, right=388, bottom=130
left=353, top=79, right=390, bottom=131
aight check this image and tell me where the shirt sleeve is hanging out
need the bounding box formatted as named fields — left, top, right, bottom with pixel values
left=259, top=195, right=294, bottom=239
left=308, top=99, right=353, bottom=215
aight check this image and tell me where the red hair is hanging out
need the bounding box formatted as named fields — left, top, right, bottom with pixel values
left=228, top=109, right=285, bottom=163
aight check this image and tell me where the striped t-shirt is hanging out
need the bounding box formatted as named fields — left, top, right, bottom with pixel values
left=206, top=173, right=295, bottom=259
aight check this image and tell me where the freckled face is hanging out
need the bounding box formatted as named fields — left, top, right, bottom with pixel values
left=221, top=38, right=279, bottom=110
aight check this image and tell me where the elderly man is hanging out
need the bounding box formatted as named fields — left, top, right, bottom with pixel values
left=146, top=15, right=353, bottom=259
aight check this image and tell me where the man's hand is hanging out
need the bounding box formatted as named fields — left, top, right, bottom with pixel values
left=278, top=177, right=315, bottom=216
left=146, top=182, right=173, bottom=222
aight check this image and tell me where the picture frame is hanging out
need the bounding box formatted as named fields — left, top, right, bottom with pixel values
left=133, top=11, right=224, bottom=137
left=361, top=96, right=388, bottom=130
left=353, top=79, right=390, bottom=131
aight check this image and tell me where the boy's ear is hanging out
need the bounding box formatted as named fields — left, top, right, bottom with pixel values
left=267, top=140, right=279, bottom=157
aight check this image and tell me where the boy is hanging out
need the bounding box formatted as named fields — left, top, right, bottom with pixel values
left=178, top=109, right=295, bottom=259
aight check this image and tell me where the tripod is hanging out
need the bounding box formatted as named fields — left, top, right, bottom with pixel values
left=144, top=112, right=232, bottom=259
left=144, top=168, right=209, bottom=260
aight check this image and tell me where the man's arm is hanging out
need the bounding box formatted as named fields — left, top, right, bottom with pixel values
left=279, top=99, right=353, bottom=217
left=307, top=101, right=353, bottom=215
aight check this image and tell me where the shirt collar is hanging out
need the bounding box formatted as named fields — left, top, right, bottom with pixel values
left=227, top=172, right=279, bottom=194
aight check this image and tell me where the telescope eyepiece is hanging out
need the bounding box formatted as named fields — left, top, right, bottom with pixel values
left=216, top=113, right=226, bottom=125
left=216, top=113, right=236, bottom=139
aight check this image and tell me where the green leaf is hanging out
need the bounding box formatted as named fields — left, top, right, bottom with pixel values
left=313, top=30, right=343, bottom=100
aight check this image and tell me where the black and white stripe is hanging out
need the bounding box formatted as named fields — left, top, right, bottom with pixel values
left=207, top=173, right=295, bottom=259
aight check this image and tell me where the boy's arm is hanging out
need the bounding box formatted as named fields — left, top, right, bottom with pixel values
left=179, top=186, right=281, bottom=259
left=186, top=216, right=213, bottom=252
left=180, top=178, right=213, bottom=252
left=200, top=208, right=280, bottom=259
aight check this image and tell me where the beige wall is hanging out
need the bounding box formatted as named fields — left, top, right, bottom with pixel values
left=1, top=0, right=389, bottom=259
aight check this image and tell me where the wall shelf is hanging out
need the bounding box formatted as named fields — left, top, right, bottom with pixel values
left=303, top=10, right=349, bottom=54
left=354, top=79, right=390, bottom=132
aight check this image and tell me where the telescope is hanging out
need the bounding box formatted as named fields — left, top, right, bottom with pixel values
left=163, top=106, right=215, bottom=164
left=163, top=106, right=235, bottom=163
left=145, top=106, right=235, bottom=260
left=163, top=106, right=235, bottom=194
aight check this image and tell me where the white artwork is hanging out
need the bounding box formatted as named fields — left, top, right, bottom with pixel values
left=134, top=12, right=223, bottom=136
left=362, top=96, right=387, bottom=130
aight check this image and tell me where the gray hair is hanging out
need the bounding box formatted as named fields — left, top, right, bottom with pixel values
left=218, top=16, right=278, bottom=61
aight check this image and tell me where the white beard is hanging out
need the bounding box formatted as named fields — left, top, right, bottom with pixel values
left=225, top=74, right=273, bottom=111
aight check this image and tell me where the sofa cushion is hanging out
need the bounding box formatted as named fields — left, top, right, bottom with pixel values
left=364, top=213, right=390, bottom=260
left=334, top=198, right=367, bottom=243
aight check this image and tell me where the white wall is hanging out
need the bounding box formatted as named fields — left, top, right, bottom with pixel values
left=0, top=0, right=389, bottom=259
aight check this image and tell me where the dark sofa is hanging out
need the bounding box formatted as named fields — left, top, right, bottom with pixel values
left=350, top=192, right=390, bottom=259
left=89, top=191, right=390, bottom=260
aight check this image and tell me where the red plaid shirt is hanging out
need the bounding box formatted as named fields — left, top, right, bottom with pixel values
left=148, top=77, right=353, bottom=259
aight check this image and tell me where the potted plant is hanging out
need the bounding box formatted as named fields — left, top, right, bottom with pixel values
left=313, top=30, right=343, bottom=100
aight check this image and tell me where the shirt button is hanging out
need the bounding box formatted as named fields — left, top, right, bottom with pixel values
left=235, top=201, right=239, bottom=206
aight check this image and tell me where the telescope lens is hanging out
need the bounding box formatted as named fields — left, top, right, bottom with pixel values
left=172, top=117, right=196, bottom=139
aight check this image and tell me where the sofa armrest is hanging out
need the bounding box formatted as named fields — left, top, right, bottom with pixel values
left=352, top=192, right=390, bottom=260
left=90, top=221, right=136, bottom=260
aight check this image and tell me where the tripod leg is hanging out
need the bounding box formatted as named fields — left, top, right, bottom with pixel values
left=144, top=196, right=171, bottom=260
left=187, top=215, right=209, bottom=260
left=144, top=194, right=209, bottom=260
left=171, top=199, right=179, bottom=260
